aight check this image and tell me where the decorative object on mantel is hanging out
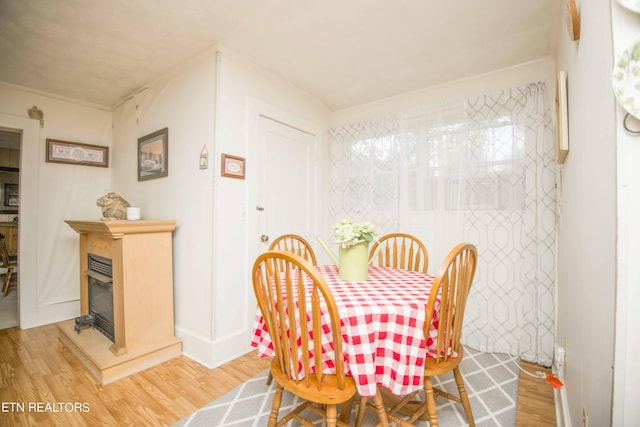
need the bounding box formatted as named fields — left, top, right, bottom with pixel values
left=96, top=192, right=130, bottom=221
left=27, top=105, right=44, bottom=127
left=616, top=0, right=640, bottom=14
left=556, top=71, right=569, bottom=164
left=565, top=0, right=580, bottom=41
left=613, top=36, right=640, bottom=134
left=126, top=207, right=141, bottom=220
left=317, top=219, right=377, bottom=281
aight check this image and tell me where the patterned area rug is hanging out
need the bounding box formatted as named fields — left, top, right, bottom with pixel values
left=173, top=347, right=520, bottom=427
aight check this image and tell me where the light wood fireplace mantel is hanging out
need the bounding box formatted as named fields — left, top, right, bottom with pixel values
left=59, top=220, right=181, bottom=384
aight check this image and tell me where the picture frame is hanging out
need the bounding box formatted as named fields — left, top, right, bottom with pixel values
left=4, top=184, right=18, bottom=207
left=46, top=139, right=109, bottom=167
left=138, top=128, right=168, bottom=181
left=556, top=70, right=569, bottom=164
left=221, top=153, right=245, bottom=179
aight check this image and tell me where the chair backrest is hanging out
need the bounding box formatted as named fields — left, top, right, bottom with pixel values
left=425, top=243, right=477, bottom=363
left=268, top=234, right=317, bottom=265
left=0, top=233, right=11, bottom=267
left=252, top=250, right=347, bottom=390
left=369, top=233, right=428, bottom=273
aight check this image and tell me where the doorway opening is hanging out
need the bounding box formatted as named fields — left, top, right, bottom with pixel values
left=0, top=128, right=21, bottom=330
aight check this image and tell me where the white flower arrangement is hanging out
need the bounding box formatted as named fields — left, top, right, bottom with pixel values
left=333, top=219, right=376, bottom=249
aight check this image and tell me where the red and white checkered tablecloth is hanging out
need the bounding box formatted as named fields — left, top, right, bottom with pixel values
left=251, top=264, right=438, bottom=397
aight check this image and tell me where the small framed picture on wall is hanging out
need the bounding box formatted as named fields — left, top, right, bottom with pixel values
left=221, top=154, right=245, bottom=179
left=138, top=128, right=169, bottom=181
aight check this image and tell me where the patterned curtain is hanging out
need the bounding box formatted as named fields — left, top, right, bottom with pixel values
left=328, top=83, right=555, bottom=365
left=463, top=84, right=556, bottom=365
left=327, top=116, right=401, bottom=232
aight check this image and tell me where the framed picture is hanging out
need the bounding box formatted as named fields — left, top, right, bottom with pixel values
left=556, top=71, right=569, bottom=164
left=46, top=139, right=109, bottom=167
left=4, top=184, right=18, bottom=207
left=138, top=128, right=168, bottom=181
left=221, top=154, right=245, bottom=179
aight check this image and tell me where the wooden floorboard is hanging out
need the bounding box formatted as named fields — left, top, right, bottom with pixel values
left=516, top=361, right=557, bottom=426
left=0, top=324, right=555, bottom=426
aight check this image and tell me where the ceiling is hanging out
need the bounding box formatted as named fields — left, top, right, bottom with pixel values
left=0, top=0, right=560, bottom=111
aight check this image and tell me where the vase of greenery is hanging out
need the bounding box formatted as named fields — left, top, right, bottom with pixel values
left=332, top=219, right=376, bottom=281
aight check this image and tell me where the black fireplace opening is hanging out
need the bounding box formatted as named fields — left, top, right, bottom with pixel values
left=81, top=253, right=115, bottom=342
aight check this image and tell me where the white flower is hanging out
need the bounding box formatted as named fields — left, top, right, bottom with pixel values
left=333, top=219, right=376, bottom=248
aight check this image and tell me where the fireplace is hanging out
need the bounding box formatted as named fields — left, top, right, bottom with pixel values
left=60, top=220, right=181, bottom=385
left=87, top=254, right=114, bottom=341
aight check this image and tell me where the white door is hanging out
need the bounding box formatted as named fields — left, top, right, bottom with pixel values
left=247, top=116, right=316, bottom=335
left=256, top=116, right=316, bottom=249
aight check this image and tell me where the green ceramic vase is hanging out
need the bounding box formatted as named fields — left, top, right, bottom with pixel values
left=338, top=241, right=369, bottom=281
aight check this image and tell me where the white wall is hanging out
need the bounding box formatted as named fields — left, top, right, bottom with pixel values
left=554, top=0, right=617, bottom=425
left=0, top=84, right=112, bottom=328
left=207, top=47, right=329, bottom=366
left=109, top=47, right=330, bottom=367
left=611, top=2, right=640, bottom=425
left=110, top=53, right=218, bottom=364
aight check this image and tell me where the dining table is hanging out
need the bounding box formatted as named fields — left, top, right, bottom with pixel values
left=251, top=264, right=439, bottom=398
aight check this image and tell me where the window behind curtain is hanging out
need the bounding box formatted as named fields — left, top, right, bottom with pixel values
left=406, top=106, right=526, bottom=212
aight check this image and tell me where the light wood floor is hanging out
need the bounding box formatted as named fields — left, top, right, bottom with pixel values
left=0, top=323, right=555, bottom=426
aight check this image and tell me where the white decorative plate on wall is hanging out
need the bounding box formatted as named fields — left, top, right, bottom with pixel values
left=613, top=36, right=640, bottom=120
left=617, top=0, right=640, bottom=13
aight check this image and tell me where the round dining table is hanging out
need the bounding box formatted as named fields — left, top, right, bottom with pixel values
left=251, top=264, right=439, bottom=397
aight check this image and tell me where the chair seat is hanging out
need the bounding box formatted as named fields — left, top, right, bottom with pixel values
left=270, top=360, right=358, bottom=404
left=424, top=346, right=464, bottom=376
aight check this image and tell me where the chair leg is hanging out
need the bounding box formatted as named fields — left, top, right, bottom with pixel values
left=268, top=384, right=284, bottom=427
left=424, top=376, right=439, bottom=427
left=326, top=403, right=338, bottom=427
left=354, top=389, right=394, bottom=427
left=339, top=396, right=355, bottom=423
left=372, top=389, right=391, bottom=427
left=2, top=267, right=13, bottom=297
left=453, top=367, right=475, bottom=426
left=354, top=396, right=367, bottom=427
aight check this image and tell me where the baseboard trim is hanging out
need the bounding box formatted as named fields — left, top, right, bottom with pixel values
left=554, top=367, right=571, bottom=427
left=175, top=325, right=254, bottom=369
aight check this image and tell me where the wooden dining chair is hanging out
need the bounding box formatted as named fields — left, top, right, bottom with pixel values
left=0, top=233, right=17, bottom=297
left=268, top=234, right=317, bottom=265
left=252, top=250, right=389, bottom=427
left=265, top=234, right=317, bottom=385
left=369, top=233, right=428, bottom=273
left=385, top=242, right=477, bottom=427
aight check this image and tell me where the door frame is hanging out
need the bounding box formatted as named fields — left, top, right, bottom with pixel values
left=0, top=114, right=40, bottom=328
